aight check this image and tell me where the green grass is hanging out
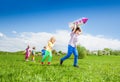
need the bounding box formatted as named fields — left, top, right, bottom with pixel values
left=0, top=53, right=120, bottom=82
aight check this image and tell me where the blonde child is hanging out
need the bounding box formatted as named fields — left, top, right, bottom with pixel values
left=25, top=45, right=31, bottom=61
left=41, top=37, right=56, bottom=65
left=31, top=47, right=36, bottom=61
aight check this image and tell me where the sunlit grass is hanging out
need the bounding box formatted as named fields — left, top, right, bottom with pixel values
left=0, top=52, right=120, bottom=82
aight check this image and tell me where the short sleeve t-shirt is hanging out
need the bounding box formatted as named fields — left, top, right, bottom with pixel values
left=69, top=32, right=79, bottom=47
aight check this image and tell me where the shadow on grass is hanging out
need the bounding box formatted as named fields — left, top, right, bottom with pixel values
left=15, top=60, right=86, bottom=70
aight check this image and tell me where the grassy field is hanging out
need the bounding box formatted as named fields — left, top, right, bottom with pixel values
left=0, top=52, right=120, bottom=82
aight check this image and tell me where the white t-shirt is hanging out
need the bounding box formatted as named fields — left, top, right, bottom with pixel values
left=69, top=32, right=79, bottom=47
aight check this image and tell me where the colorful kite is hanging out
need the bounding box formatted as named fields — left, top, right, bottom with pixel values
left=69, top=17, right=88, bottom=29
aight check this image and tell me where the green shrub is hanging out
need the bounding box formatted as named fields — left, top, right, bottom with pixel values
left=98, top=50, right=103, bottom=56
left=52, top=49, right=57, bottom=55
left=111, top=50, right=120, bottom=56
left=77, top=45, right=87, bottom=59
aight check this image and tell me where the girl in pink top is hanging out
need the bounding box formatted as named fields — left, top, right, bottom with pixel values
left=25, top=45, right=31, bottom=61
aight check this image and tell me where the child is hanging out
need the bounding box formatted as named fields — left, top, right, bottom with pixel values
left=31, top=47, right=36, bottom=61
left=25, top=45, right=31, bottom=61
left=60, top=26, right=82, bottom=68
left=41, top=46, right=46, bottom=57
left=41, top=37, right=56, bottom=65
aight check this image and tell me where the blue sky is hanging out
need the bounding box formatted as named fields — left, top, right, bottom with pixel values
left=0, top=0, right=120, bottom=39
left=0, top=0, right=120, bottom=52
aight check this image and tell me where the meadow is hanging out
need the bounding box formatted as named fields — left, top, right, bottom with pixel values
left=0, top=52, right=120, bottom=82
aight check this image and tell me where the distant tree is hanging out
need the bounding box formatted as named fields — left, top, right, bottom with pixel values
left=98, top=50, right=103, bottom=56
left=77, top=45, right=87, bottom=59
left=111, top=50, right=120, bottom=56
left=86, top=50, right=91, bottom=56
left=58, top=51, right=64, bottom=56
left=103, top=48, right=111, bottom=55
left=110, top=50, right=113, bottom=55
left=52, top=49, right=57, bottom=55
left=104, top=48, right=110, bottom=51
left=58, top=51, right=62, bottom=54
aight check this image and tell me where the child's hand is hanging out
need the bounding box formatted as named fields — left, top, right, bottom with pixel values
left=69, top=22, right=76, bottom=29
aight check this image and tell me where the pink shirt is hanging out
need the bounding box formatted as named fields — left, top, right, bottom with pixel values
left=26, top=48, right=30, bottom=56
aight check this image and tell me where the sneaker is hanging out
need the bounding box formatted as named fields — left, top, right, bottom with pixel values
left=26, top=59, right=29, bottom=61
left=41, top=62, right=44, bottom=65
left=60, top=60, right=63, bottom=65
left=74, top=65, right=79, bottom=68
left=48, top=62, right=51, bottom=65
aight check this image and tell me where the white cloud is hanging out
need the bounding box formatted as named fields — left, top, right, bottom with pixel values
left=0, top=30, right=120, bottom=52
left=0, top=32, right=4, bottom=38
left=79, top=34, right=120, bottom=51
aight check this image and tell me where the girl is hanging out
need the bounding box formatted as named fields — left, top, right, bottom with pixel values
left=25, top=45, right=31, bottom=61
left=60, top=26, right=82, bottom=68
left=31, top=47, right=36, bottom=61
left=41, top=37, right=56, bottom=65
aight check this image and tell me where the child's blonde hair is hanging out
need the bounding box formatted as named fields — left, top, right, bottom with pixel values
left=49, top=36, right=56, bottom=43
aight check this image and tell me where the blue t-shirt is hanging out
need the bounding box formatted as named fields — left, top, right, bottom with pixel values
left=41, top=49, right=46, bottom=56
